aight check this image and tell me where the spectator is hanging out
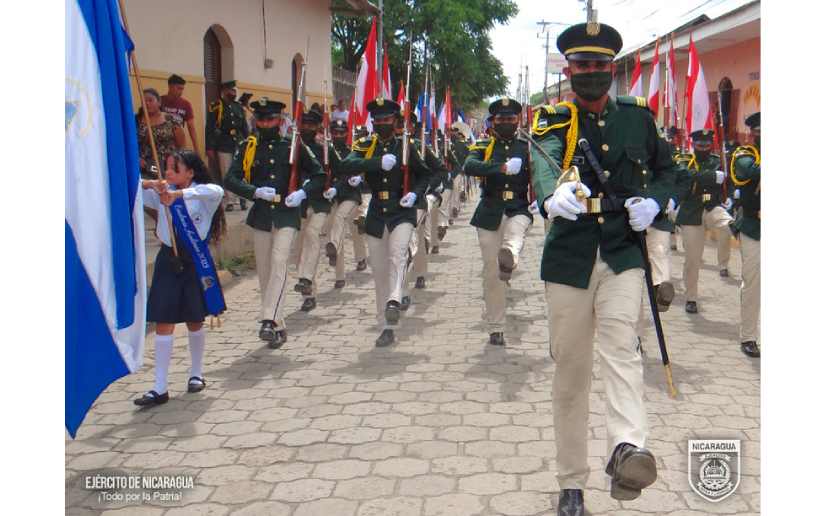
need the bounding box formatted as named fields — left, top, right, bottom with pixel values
left=137, top=88, right=185, bottom=179
left=161, top=74, right=200, bottom=155
left=331, top=98, right=349, bottom=122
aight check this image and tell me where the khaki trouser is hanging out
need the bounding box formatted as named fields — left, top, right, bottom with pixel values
left=546, top=251, right=647, bottom=489
left=368, top=223, right=414, bottom=330
left=681, top=206, right=734, bottom=301
left=253, top=226, right=297, bottom=326
left=217, top=152, right=241, bottom=208
left=740, top=233, right=761, bottom=343
left=329, top=200, right=362, bottom=281
left=434, top=189, right=452, bottom=230
left=412, top=196, right=436, bottom=278
left=476, top=214, right=532, bottom=332
left=297, top=207, right=328, bottom=297
left=450, top=176, right=464, bottom=216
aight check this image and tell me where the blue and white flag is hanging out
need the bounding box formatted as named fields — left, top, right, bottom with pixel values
left=66, top=0, right=146, bottom=438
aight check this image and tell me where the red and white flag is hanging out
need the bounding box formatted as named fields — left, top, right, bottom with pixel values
left=629, top=51, right=643, bottom=97
left=647, top=39, right=660, bottom=116
left=381, top=45, right=392, bottom=100
left=685, top=34, right=712, bottom=137
left=664, top=34, right=678, bottom=128
left=353, top=18, right=378, bottom=127
left=438, top=86, right=453, bottom=131
left=396, top=80, right=406, bottom=107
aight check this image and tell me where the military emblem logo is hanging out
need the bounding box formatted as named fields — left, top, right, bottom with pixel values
left=201, top=276, right=215, bottom=290
left=688, top=439, right=740, bottom=502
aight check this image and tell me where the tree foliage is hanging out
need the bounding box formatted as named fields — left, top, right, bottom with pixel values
left=331, top=0, right=518, bottom=109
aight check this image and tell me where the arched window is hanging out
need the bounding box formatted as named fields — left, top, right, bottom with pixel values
left=717, top=77, right=738, bottom=144
left=203, top=25, right=234, bottom=106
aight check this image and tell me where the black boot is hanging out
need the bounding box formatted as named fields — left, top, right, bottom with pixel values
left=326, top=242, right=337, bottom=266
left=431, top=245, right=439, bottom=255
left=685, top=301, right=698, bottom=314
left=741, top=340, right=760, bottom=358
left=239, top=199, right=247, bottom=211
left=557, top=489, right=584, bottom=516
left=415, top=276, right=426, bottom=289
left=489, top=332, right=505, bottom=346
left=498, top=248, right=515, bottom=281
left=300, top=297, right=317, bottom=312
left=719, top=268, right=729, bottom=278
left=375, top=329, right=395, bottom=347
left=605, top=442, right=657, bottom=500
left=400, top=296, right=411, bottom=311
left=334, top=280, right=346, bottom=289
left=655, top=282, right=675, bottom=312
left=259, top=320, right=277, bottom=342
left=385, top=300, right=401, bottom=325
left=437, top=226, right=447, bottom=241
left=356, top=259, right=367, bottom=271
left=294, top=278, right=313, bottom=295
left=270, top=329, right=287, bottom=349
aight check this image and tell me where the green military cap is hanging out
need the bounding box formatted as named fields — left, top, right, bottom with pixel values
left=489, top=97, right=522, bottom=116
left=745, top=112, right=760, bottom=129
left=220, top=80, right=237, bottom=89
left=250, top=97, right=285, bottom=119
left=557, top=22, right=623, bottom=62
left=301, top=109, right=322, bottom=124
left=690, top=129, right=714, bottom=142
left=367, top=97, right=400, bottom=119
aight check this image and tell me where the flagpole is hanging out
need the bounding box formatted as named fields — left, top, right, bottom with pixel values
left=377, top=0, right=383, bottom=97
left=116, top=0, right=178, bottom=256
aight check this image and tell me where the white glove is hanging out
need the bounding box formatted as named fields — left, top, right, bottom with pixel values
left=624, top=197, right=661, bottom=232
left=381, top=154, right=397, bottom=171
left=504, top=157, right=523, bottom=175
left=528, top=200, right=540, bottom=215
left=323, top=187, right=337, bottom=201
left=399, top=192, right=417, bottom=208
left=285, top=189, right=307, bottom=208
left=715, top=170, right=726, bottom=184
left=435, top=183, right=444, bottom=193
left=254, top=187, right=277, bottom=201
left=733, top=189, right=741, bottom=200
left=721, top=198, right=733, bottom=210
left=666, top=198, right=676, bottom=214
left=543, top=181, right=591, bottom=221
left=348, top=175, right=363, bottom=187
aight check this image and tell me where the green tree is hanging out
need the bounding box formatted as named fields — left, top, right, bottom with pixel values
left=331, top=0, right=518, bottom=108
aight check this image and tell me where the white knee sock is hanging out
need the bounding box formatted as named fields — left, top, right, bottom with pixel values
left=188, top=328, right=206, bottom=379
left=153, top=334, right=174, bottom=394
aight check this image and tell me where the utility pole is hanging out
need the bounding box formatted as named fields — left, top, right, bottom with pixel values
left=536, top=20, right=567, bottom=104
left=377, top=0, right=384, bottom=96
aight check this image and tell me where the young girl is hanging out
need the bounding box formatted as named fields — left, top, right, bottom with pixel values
left=135, top=151, right=225, bottom=407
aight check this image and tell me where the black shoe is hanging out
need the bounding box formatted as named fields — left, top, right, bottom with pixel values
left=239, top=199, right=247, bottom=211
left=670, top=244, right=677, bottom=251
left=557, top=489, right=584, bottom=516
left=720, top=268, right=730, bottom=278
left=415, top=276, right=426, bottom=289
left=400, top=296, right=411, bottom=311
left=437, top=226, right=447, bottom=241
left=655, top=282, right=675, bottom=312
left=187, top=377, right=206, bottom=393
left=498, top=248, right=515, bottom=281
left=451, top=207, right=459, bottom=219
left=225, top=204, right=234, bottom=212
left=424, top=238, right=430, bottom=255
left=300, top=297, right=317, bottom=312
left=459, top=192, right=466, bottom=203
left=334, top=280, right=346, bottom=289
left=685, top=301, right=698, bottom=314
left=356, top=259, right=367, bottom=271
left=448, top=218, right=454, bottom=226
left=605, top=443, right=657, bottom=501
left=259, top=320, right=277, bottom=342
left=326, top=242, right=337, bottom=266
left=375, top=329, right=395, bottom=347
left=385, top=300, right=401, bottom=325
left=489, top=332, right=505, bottom=346
left=294, top=278, right=313, bottom=295
left=741, top=340, right=761, bottom=358
left=134, top=390, right=169, bottom=407
left=270, top=329, right=287, bottom=349
left=431, top=245, right=439, bottom=255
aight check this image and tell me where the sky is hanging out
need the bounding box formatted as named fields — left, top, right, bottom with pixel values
left=490, top=0, right=747, bottom=98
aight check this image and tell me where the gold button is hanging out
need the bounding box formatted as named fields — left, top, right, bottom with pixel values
left=597, top=216, right=605, bottom=224
left=598, top=192, right=604, bottom=198
left=598, top=120, right=605, bottom=127
left=601, top=144, right=609, bottom=152
left=603, top=170, right=610, bottom=178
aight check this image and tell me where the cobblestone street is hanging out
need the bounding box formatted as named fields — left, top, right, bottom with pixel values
left=66, top=204, right=761, bottom=516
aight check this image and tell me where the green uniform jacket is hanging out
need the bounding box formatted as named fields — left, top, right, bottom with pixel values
left=223, top=134, right=324, bottom=231
left=449, top=138, right=470, bottom=190
left=531, top=96, right=676, bottom=289
left=304, top=140, right=335, bottom=215
left=674, top=153, right=729, bottom=226
left=329, top=142, right=362, bottom=204
left=730, top=146, right=760, bottom=240
left=464, top=136, right=533, bottom=231
left=338, top=134, right=432, bottom=238
left=205, top=99, right=248, bottom=153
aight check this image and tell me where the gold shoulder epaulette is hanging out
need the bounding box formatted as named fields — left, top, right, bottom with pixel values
left=617, top=95, right=651, bottom=111
left=351, top=135, right=375, bottom=152
left=468, top=139, right=490, bottom=151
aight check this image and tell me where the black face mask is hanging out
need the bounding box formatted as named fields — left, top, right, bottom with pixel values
left=571, top=71, right=613, bottom=102
left=258, top=126, right=280, bottom=140
left=495, top=123, right=517, bottom=139
left=300, top=130, right=317, bottom=143
left=694, top=149, right=711, bottom=162
left=374, top=124, right=394, bottom=140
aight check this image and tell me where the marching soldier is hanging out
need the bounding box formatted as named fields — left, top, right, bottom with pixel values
left=428, top=130, right=453, bottom=254
left=731, top=112, right=761, bottom=357
left=675, top=129, right=734, bottom=314
left=464, top=97, right=533, bottom=347
left=224, top=98, right=325, bottom=348
left=294, top=108, right=334, bottom=312
left=338, top=99, right=432, bottom=347
left=206, top=80, right=249, bottom=211
left=447, top=122, right=472, bottom=223
left=531, top=23, right=675, bottom=515
left=324, top=119, right=368, bottom=289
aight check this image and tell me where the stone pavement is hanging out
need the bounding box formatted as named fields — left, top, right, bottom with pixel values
left=66, top=200, right=760, bottom=516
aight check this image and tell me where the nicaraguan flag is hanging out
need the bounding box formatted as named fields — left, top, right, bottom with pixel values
left=66, top=0, right=146, bottom=438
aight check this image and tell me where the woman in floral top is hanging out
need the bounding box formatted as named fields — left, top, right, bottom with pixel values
left=137, top=88, right=185, bottom=179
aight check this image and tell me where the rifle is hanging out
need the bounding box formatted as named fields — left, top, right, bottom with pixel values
left=420, top=50, right=429, bottom=160
left=322, top=79, right=332, bottom=189
left=401, top=33, right=413, bottom=195
left=716, top=93, right=729, bottom=201
left=430, top=72, right=439, bottom=159
left=524, top=103, right=536, bottom=203
left=288, top=60, right=307, bottom=193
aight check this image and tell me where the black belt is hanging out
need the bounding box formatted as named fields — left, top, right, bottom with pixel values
left=483, top=190, right=528, bottom=201
left=579, top=196, right=630, bottom=214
